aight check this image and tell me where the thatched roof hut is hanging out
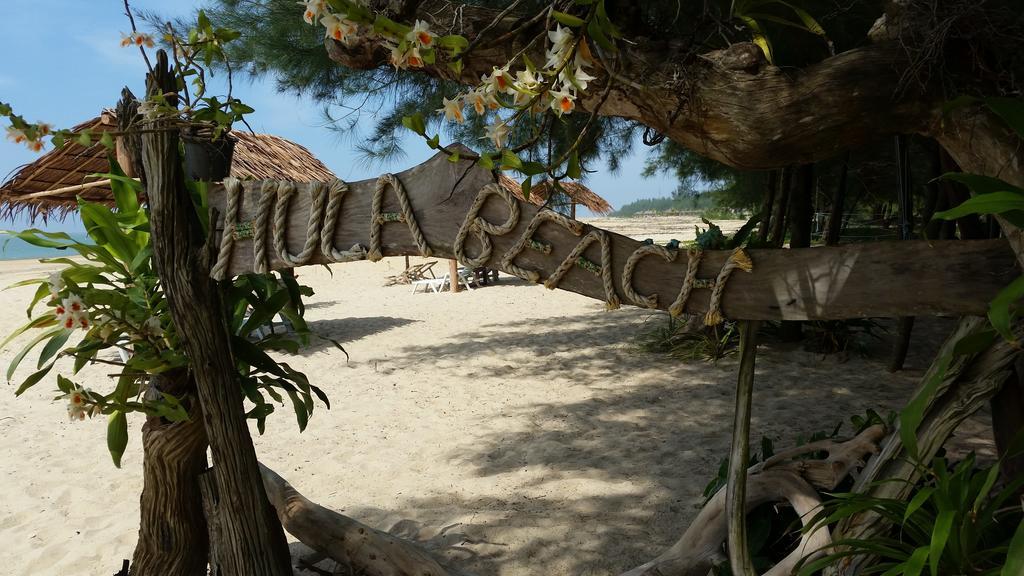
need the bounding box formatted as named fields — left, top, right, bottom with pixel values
left=498, top=174, right=613, bottom=217
left=0, top=111, right=335, bottom=221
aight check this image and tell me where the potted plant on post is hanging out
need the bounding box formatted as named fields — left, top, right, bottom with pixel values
left=134, top=10, right=254, bottom=181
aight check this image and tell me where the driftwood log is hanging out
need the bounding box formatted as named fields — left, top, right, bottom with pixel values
left=254, top=424, right=886, bottom=576
left=258, top=464, right=453, bottom=576
left=206, top=150, right=1016, bottom=322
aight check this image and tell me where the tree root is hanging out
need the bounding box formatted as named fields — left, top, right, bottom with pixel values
left=258, top=463, right=453, bottom=576
left=622, top=425, right=886, bottom=576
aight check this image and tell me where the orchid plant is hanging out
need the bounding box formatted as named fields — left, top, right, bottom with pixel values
left=300, top=0, right=620, bottom=199
left=2, top=169, right=331, bottom=467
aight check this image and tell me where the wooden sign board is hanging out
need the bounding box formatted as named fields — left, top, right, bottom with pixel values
left=207, top=149, right=1015, bottom=321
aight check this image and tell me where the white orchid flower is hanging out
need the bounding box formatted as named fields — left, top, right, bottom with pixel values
left=549, top=87, right=576, bottom=116
left=484, top=120, right=510, bottom=149
left=321, top=14, right=358, bottom=44
left=406, top=20, right=434, bottom=48
left=300, top=0, right=328, bottom=25
left=483, top=67, right=516, bottom=96
left=438, top=96, right=465, bottom=123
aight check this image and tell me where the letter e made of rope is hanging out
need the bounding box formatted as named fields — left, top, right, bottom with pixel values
left=454, top=183, right=520, bottom=269
left=368, top=173, right=432, bottom=261
left=622, top=243, right=678, bottom=309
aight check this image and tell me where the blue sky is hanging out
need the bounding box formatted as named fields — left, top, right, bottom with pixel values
left=0, top=0, right=679, bottom=232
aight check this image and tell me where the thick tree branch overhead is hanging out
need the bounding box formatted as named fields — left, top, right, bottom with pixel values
left=323, top=1, right=946, bottom=170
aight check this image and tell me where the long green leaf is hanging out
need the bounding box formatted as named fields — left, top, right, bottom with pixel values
left=929, top=509, right=955, bottom=576
left=37, top=329, right=71, bottom=369
left=900, top=352, right=952, bottom=461
left=904, top=546, right=930, bottom=576
left=15, top=361, right=57, bottom=396
left=107, top=411, right=128, bottom=468
left=988, top=274, right=1024, bottom=342
left=904, top=487, right=935, bottom=521
left=1002, top=511, right=1024, bottom=576
left=6, top=326, right=63, bottom=382
left=940, top=172, right=1024, bottom=196
left=933, top=191, right=1024, bottom=221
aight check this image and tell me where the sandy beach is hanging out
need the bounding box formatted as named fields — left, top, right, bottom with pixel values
left=0, top=215, right=992, bottom=575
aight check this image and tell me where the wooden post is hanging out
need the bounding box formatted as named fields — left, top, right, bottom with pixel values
left=890, top=135, right=915, bottom=372
left=824, top=153, right=849, bottom=246
left=142, top=51, right=292, bottom=575
left=726, top=320, right=760, bottom=576
left=757, top=170, right=778, bottom=243
left=449, top=259, right=460, bottom=293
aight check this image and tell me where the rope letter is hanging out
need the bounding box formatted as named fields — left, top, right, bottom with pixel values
left=622, top=244, right=678, bottom=309
left=454, top=183, right=520, bottom=269
left=368, top=173, right=431, bottom=261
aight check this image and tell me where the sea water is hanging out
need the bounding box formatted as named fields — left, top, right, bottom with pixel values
left=0, top=235, right=91, bottom=261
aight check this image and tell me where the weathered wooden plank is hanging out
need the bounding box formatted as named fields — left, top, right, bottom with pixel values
left=208, top=149, right=1016, bottom=321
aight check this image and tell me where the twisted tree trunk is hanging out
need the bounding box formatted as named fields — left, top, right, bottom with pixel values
left=130, top=371, right=210, bottom=576
left=143, top=50, right=292, bottom=575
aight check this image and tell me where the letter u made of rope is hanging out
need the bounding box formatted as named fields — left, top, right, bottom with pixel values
left=274, top=181, right=326, bottom=268
left=321, top=178, right=368, bottom=263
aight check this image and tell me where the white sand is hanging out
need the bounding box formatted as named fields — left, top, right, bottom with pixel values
left=0, top=215, right=992, bottom=575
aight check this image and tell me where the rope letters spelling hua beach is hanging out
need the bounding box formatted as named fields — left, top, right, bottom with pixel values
left=211, top=177, right=751, bottom=323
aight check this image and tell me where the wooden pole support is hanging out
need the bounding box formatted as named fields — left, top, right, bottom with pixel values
left=726, top=320, right=761, bottom=576
left=449, top=259, right=460, bottom=293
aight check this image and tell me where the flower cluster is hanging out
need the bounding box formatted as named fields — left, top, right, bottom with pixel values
left=433, top=25, right=596, bottom=148
left=6, top=122, right=51, bottom=152
left=299, top=3, right=599, bottom=151
left=120, top=32, right=155, bottom=48
left=62, top=384, right=101, bottom=421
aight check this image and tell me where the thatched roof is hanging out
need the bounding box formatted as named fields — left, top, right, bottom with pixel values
left=0, top=111, right=336, bottom=221
left=498, top=174, right=612, bottom=215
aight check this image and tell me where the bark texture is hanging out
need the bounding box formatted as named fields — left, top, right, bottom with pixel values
left=143, top=51, right=292, bottom=576
left=130, top=372, right=209, bottom=576
left=260, top=464, right=452, bottom=576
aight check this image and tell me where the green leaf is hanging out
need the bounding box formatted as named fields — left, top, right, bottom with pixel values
left=939, top=172, right=1024, bottom=197
left=1004, top=518, right=1024, bottom=576
left=500, top=150, right=523, bottom=170
left=37, top=329, right=71, bottom=369
left=7, top=326, right=63, bottom=382
left=99, top=132, right=115, bottom=150
left=551, top=11, right=586, bottom=27
left=285, top=388, right=309, bottom=431
left=567, top=151, right=581, bottom=179
left=447, top=151, right=461, bottom=163
left=477, top=153, right=494, bottom=171
left=231, top=334, right=288, bottom=378
left=988, top=274, right=1024, bottom=342
left=401, top=113, right=426, bottom=135
left=899, top=351, right=952, bottom=461
left=952, top=329, right=997, bottom=356
left=904, top=487, right=935, bottom=521
left=986, top=97, right=1024, bottom=140
left=436, top=34, right=468, bottom=52
left=933, top=191, right=1024, bottom=222
left=16, top=361, right=57, bottom=396
left=904, top=546, right=930, bottom=576
left=928, top=509, right=955, bottom=576
left=587, top=17, right=614, bottom=51
left=77, top=129, right=92, bottom=148
left=107, top=411, right=129, bottom=468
